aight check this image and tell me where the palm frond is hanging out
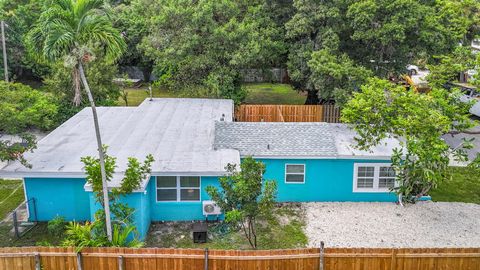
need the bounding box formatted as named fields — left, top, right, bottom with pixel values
left=78, top=15, right=126, bottom=62
left=43, top=20, right=76, bottom=61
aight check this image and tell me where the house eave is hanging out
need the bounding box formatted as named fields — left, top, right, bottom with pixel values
left=246, top=155, right=392, bottom=160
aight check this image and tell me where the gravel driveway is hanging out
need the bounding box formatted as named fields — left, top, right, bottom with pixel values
left=304, top=201, right=480, bottom=248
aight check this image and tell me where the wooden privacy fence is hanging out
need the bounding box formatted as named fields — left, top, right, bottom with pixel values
left=1, top=246, right=480, bottom=270
left=235, top=105, right=341, bottom=123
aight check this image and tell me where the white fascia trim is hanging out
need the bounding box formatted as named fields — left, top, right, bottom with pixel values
left=0, top=171, right=86, bottom=178
left=150, top=171, right=227, bottom=177
left=0, top=170, right=228, bottom=179
left=84, top=173, right=152, bottom=193
left=247, top=155, right=392, bottom=160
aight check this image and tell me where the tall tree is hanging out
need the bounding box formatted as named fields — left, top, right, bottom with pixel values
left=27, top=0, right=126, bottom=241
left=286, top=0, right=480, bottom=104
left=0, top=0, right=49, bottom=80
left=113, top=0, right=153, bottom=81
left=140, top=0, right=286, bottom=104
left=308, top=49, right=372, bottom=105
left=342, top=78, right=478, bottom=203
left=285, top=0, right=343, bottom=104
left=426, top=46, right=478, bottom=88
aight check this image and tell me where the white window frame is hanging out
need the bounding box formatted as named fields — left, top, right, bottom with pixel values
left=285, top=164, right=306, bottom=184
left=353, top=163, right=396, bottom=193
left=155, top=176, right=201, bottom=202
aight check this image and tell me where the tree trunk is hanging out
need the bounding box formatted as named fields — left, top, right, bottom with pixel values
left=78, top=62, right=113, bottom=241
left=304, top=89, right=320, bottom=105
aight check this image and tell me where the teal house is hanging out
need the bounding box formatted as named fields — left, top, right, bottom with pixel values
left=0, top=98, right=400, bottom=239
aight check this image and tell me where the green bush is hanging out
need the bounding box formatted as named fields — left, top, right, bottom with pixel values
left=0, top=81, right=58, bottom=133
left=47, top=215, right=66, bottom=237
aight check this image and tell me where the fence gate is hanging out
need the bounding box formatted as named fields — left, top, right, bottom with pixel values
left=3, top=198, right=38, bottom=238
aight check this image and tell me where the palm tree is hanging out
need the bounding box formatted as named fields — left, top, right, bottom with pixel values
left=28, top=0, right=126, bottom=241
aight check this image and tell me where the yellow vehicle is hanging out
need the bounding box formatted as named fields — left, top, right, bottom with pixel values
left=402, top=74, right=430, bottom=93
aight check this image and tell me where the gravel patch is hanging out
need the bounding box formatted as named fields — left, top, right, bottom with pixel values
left=304, top=201, right=480, bottom=248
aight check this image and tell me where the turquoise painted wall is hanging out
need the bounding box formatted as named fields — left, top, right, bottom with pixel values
left=149, top=176, right=221, bottom=221
left=24, top=158, right=397, bottom=232
left=24, top=178, right=90, bottom=221
left=88, top=191, right=151, bottom=240
left=258, top=159, right=397, bottom=202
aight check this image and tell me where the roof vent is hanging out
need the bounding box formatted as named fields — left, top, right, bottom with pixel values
left=220, top=114, right=225, bottom=121
left=267, top=144, right=270, bottom=150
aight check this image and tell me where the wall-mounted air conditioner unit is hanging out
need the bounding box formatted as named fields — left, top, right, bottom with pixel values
left=202, top=200, right=221, bottom=216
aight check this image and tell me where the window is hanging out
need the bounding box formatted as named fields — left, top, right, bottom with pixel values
left=353, top=164, right=396, bottom=192
left=285, top=164, right=305, bottom=183
left=156, top=176, right=201, bottom=202
left=379, top=167, right=396, bottom=189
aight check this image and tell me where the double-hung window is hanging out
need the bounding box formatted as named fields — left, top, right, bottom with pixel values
left=285, top=164, right=305, bottom=183
left=156, top=176, right=201, bottom=202
left=353, top=163, right=396, bottom=192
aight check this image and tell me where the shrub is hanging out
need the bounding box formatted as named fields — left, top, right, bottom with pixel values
left=47, top=215, right=66, bottom=237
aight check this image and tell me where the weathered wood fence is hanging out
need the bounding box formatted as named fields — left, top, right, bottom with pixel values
left=1, top=246, right=480, bottom=270
left=235, top=105, right=341, bottom=123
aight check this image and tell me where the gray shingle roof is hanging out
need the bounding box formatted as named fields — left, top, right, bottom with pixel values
left=214, top=122, right=400, bottom=158
left=214, top=122, right=337, bottom=156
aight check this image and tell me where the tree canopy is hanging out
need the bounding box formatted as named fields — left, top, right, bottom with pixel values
left=342, top=78, right=477, bottom=202
left=1, top=0, right=478, bottom=105
left=139, top=0, right=286, bottom=103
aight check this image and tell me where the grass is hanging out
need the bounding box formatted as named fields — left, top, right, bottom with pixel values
left=0, top=179, right=25, bottom=220
left=244, top=83, right=306, bottom=105
left=145, top=204, right=307, bottom=249
left=429, top=167, right=480, bottom=204
left=117, top=87, right=179, bottom=106
left=0, top=223, right=64, bottom=247
left=117, top=83, right=306, bottom=106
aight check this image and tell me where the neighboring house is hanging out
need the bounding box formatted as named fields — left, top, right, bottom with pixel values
left=0, top=98, right=400, bottom=239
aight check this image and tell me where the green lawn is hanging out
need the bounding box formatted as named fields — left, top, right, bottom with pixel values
left=117, top=83, right=306, bottom=106
left=0, top=179, right=25, bottom=220
left=244, top=83, right=306, bottom=105
left=117, top=87, right=179, bottom=106
left=429, top=167, right=480, bottom=204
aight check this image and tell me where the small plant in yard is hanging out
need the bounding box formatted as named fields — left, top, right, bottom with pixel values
left=206, top=157, right=277, bottom=249
left=47, top=215, right=66, bottom=237
left=59, top=147, right=154, bottom=249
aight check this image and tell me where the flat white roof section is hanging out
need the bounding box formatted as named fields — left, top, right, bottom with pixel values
left=0, top=98, right=240, bottom=190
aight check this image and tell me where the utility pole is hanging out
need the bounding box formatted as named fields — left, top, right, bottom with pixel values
left=1, top=20, right=8, bottom=82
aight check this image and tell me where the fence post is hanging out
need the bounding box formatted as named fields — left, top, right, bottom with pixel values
left=12, top=211, right=19, bottom=238
left=76, top=252, right=83, bottom=270
left=204, top=248, right=209, bottom=270
left=118, top=255, right=124, bottom=270
left=319, top=241, right=325, bottom=270
left=35, top=253, right=41, bottom=270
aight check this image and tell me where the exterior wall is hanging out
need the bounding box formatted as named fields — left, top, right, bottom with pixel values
left=257, top=158, right=397, bottom=202
left=149, top=176, right=221, bottom=221
left=23, top=157, right=396, bottom=237
left=88, top=192, right=151, bottom=240
left=24, top=178, right=90, bottom=221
